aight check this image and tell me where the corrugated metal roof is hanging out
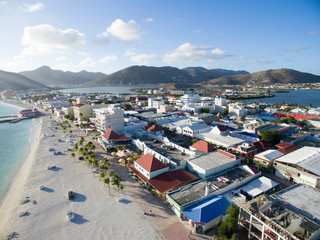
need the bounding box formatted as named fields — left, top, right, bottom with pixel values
left=182, top=195, right=230, bottom=224
left=276, top=147, right=320, bottom=176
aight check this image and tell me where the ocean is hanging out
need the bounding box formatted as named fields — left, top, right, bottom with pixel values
left=243, top=90, right=320, bottom=107
left=60, top=84, right=160, bottom=94
left=0, top=103, right=35, bottom=204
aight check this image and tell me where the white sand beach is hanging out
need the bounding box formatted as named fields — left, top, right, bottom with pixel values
left=0, top=113, right=163, bottom=239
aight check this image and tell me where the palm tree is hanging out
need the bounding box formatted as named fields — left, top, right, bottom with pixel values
left=99, top=172, right=105, bottom=180
left=70, top=152, right=75, bottom=162
left=103, top=177, right=111, bottom=195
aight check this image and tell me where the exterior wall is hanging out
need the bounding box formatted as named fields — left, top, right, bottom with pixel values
left=202, top=215, right=223, bottom=232
left=274, top=162, right=319, bottom=188
left=94, top=108, right=124, bottom=135
left=134, top=161, right=150, bottom=179
left=62, top=107, right=74, bottom=116
left=150, top=166, right=170, bottom=179
left=187, top=159, right=241, bottom=179
left=74, top=104, right=93, bottom=119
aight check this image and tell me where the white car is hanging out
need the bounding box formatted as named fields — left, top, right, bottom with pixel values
left=66, top=210, right=75, bottom=221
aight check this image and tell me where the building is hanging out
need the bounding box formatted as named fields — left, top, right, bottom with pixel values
left=93, top=107, right=124, bottom=135
left=232, top=142, right=258, bottom=157
left=73, top=103, right=93, bottom=120
left=167, top=165, right=260, bottom=221
left=253, top=149, right=284, bottom=169
left=98, top=129, right=131, bottom=150
left=187, top=150, right=240, bottom=179
left=238, top=193, right=320, bottom=240
left=148, top=98, right=164, bottom=109
left=131, top=153, right=169, bottom=180
left=145, top=124, right=164, bottom=137
left=182, top=195, right=230, bottom=233
left=274, top=147, right=320, bottom=188
left=190, top=140, right=215, bottom=153
left=229, top=104, right=247, bottom=117
left=18, top=108, right=42, bottom=118
left=180, top=93, right=201, bottom=104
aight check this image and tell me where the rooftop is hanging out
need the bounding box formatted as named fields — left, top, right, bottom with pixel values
left=168, top=165, right=255, bottom=207
left=275, top=146, right=320, bottom=176
left=195, top=131, right=245, bottom=148
left=188, top=150, right=237, bottom=171
left=135, top=153, right=168, bottom=172
left=273, top=184, right=320, bottom=224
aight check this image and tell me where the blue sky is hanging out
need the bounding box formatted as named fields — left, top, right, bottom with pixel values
left=0, top=0, right=319, bottom=75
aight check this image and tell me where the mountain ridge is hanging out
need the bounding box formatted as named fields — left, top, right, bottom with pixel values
left=19, top=66, right=106, bottom=87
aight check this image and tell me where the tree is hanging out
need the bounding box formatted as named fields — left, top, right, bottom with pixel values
left=122, top=103, right=132, bottom=110
left=70, top=152, right=75, bottom=162
left=99, top=172, right=105, bottom=180
left=218, top=204, right=239, bottom=239
left=259, top=130, right=282, bottom=144
left=224, top=106, right=229, bottom=115
left=103, top=177, right=111, bottom=195
left=200, top=108, right=210, bottom=114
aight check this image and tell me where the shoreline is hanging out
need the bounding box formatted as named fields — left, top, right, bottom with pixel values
left=0, top=108, right=164, bottom=239
left=0, top=116, right=42, bottom=236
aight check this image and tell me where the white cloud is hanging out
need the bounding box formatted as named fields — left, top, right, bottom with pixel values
left=79, top=57, right=95, bottom=67
left=145, top=18, right=153, bottom=22
left=99, top=55, right=117, bottom=63
left=22, top=2, right=44, bottom=12
left=0, top=1, right=8, bottom=7
left=56, top=56, right=66, bottom=61
left=104, top=19, right=142, bottom=41
left=125, top=48, right=136, bottom=56
left=211, top=48, right=227, bottom=58
left=163, top=43, right=229, bottom=63
left=283, top=46, right=310, bottom=52
left=130, top=54, right=155, bottom=65
left=20, top=24, right=85, bottom=57
left=91, top=34, right=109, bottom=46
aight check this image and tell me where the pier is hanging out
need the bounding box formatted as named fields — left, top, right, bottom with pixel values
left=0, top=114, right=28, bottom=123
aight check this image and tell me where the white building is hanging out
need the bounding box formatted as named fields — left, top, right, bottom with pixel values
left=180, top=93, right=201, bottom=104
left=93, top=107, right=124, bottom=135
left=229, top=104, right=247, bottom=117
left=274, top=146, right=320, bottom=188
left=148, top=98, right=164, bottom=109
left=215, top=97, right=227, bottom=106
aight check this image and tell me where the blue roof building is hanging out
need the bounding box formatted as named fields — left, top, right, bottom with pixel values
left=182, top=195, right=230, bottom=232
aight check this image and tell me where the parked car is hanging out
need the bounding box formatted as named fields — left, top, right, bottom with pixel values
left=161, top=144, right=167, bottom=148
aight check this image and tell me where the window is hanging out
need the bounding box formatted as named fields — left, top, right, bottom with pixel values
left=297, top=173, right=300, bottom=177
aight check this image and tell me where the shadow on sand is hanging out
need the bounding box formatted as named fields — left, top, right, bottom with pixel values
left=72, top=193, right=87, bottom=202
left=41, top=187, right=54, bottom=193
left=48, top=167, right=63, bottom=172
left=117, top=198, right=132, bottom=204
left=70, top=213, right=89, bottom=225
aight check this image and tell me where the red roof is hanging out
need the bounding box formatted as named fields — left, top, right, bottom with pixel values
left=253, top=140, right=272, bottom=151
left=216, top=125, right=229, bottom=132
left=276, top=143, right=300, bottom=155
left=102, top=129, right=131, bottom=142
left=75, top=103, right=85, bottom=107
left=191, top=140, right=215, bottom=153
left=148, top=169, right=199, bottom=193
left=103, top=129, right=120, bottom=140
left=217, top=149, right=237, bottom=159
left=145, top=124, right=163, bottom=132
left=135, top=153, right=167, bottom=172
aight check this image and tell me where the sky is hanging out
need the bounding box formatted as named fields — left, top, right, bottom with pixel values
left=0, top=0, right=319, bottom=75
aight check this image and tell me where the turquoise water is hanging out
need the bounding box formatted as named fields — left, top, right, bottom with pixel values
left=0, top=103, right=34, bottom=204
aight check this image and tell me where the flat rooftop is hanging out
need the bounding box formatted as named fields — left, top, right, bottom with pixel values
left=273, top=184, right=320, bottom=224
left=168, top=166, right=253, bottom=207
left=195, top=131, right=245, bottom=148
left=143, top=139, right=193, bottom=166
left=188, top=151, right=237, bottom=171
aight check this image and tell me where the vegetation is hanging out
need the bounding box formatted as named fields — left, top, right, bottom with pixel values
left=218, top=204, right=239, bottom=240
left=260, top=130, right=282, bottom=144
